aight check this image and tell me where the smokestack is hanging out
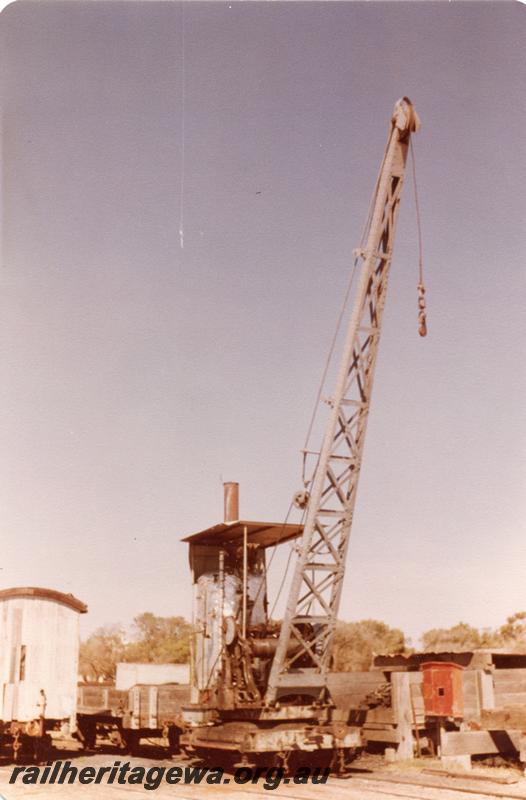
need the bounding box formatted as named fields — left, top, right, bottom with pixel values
left=223, top=482, right=239, bottom=523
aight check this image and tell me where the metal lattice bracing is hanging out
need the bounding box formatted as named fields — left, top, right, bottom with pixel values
left=265, top=98, right=420, bottom=705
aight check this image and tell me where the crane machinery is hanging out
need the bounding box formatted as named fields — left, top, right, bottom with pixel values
left=180, top=97, right=422, bottom=769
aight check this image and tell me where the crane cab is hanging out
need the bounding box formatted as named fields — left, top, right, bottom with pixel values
left=182, top=483, right=303, bottom=711
left=179, top=484, right=362, bottom=767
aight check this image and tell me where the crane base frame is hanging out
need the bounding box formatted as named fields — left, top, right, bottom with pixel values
left=181, top=719, right=362, bottom=759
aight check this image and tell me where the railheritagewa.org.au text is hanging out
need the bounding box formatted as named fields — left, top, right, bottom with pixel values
left=10, top=760, right=330, bottom=791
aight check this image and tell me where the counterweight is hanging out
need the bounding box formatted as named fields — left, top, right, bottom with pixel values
left=265, top=97, right=420, bottom=705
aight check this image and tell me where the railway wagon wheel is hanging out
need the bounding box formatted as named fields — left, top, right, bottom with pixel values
left=122, top=730, right=141, bottom=756
left=77, top=718, right=97, bottom=751
left=167, top=725, right=181, bottom=756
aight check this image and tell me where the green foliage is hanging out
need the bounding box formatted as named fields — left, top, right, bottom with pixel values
left=79, top=614, right=192, bottom=681
left=422, top=622, right=485, bottom=652
left=79, top=625, right=126, bottom=681
left=497, top=612, right=526, bottom=651
left=420, top=618, right=526, bottom=653
left=332, top=619, right=407, bottom=671
left=122, top=613, right=192, bottom=664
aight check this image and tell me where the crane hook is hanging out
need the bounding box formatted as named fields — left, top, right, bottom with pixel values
left=417, top=282, right=427, bottom=337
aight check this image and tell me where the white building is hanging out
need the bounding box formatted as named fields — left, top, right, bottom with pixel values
left=116, top=662, right=189, bottom=691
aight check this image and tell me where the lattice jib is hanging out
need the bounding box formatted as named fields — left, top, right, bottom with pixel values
left=264, top=100, right=417, bottom=704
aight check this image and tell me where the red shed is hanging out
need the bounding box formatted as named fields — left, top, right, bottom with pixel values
left=421, top=661, right=464, bottom=718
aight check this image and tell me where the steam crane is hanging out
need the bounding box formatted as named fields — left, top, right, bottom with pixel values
left=181, top=98, right=421, bottom=767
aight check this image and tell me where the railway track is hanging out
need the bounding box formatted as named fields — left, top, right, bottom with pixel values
left=140, top=771, right=526, bottom=800
left=206, top=770, right=526, bottom=800
left=346, top=774, right=526, bottom=800
left=2, top=753, right=526, bottom=800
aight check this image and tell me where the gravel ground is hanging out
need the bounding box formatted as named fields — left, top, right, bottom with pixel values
left=1, top=748, right=526, bottom=800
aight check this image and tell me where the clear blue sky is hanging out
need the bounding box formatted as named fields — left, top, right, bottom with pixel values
left=1, top=1, right=525, bottom=646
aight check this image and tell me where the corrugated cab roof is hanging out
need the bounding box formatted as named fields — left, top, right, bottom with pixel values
left=182, top=519, right=303, bottom=549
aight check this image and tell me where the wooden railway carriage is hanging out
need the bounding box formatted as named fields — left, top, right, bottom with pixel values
left=0, top=586, right=87, bottom=758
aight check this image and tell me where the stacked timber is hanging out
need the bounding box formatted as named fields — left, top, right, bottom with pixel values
left=330, top=654, right=526, bottom=762
left=374, top=654, right=526, bottom=761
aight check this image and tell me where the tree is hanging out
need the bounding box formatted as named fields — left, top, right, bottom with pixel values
left=79, top=614, right=192, bottom=681
left=332, top=619, right=406, bottom=671
left=421, top=622, right=502, bottom=652
left=79, top=625, right=126, bottom=681
left=498, top=612, right=526, bottom=652
left=122, top=613, right=192, bottom=664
